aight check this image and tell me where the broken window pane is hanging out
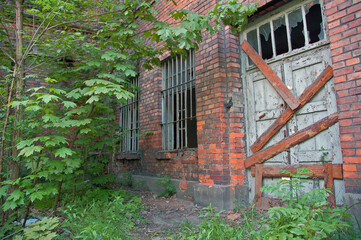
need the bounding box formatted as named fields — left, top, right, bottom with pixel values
left=247, top=29, right=258, bottom=65
left=288, top=8, right=305, bottom=50
left=305, top=1, right=324, bottom=44
left=259, top=22, right=273, bottom=60
left=273, top=16, right=289, bottom=55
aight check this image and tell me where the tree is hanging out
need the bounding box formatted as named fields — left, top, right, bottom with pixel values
left=0, top=0, right=257, bottom=230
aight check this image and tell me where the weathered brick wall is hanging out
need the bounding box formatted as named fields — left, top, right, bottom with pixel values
left=133, top=0, right=223, bottom=182
left=324, top=0, right=361, bottom=194
left=117, top=0, right=361, bottom=201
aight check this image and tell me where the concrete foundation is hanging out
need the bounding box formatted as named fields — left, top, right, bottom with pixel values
left=194, top=184, right=249, bottom=210
left=343, top=193, right=361, bottom=224
left=129, top=175, right=198, bottom=201
left=117, top=174, right=249, bottom=210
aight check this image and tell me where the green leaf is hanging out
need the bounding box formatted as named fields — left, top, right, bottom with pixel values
left=45, top=136, right=68, bottom=147
left=19, top=146, right=44, bottom=157
left=54, top=147, right=73, bottom=158
left=38, top=94, right=61, bottom=104
left=3, top=200, right=18, bottom=211
left=0, top=185, right=10, bottom=198
left=86, top=95, right=99, bottom=104
left=43, top=114, right=60, bottom=123
left=63, top=101, right=77, bottom=108
left=80, top=128, right=92, bottom=134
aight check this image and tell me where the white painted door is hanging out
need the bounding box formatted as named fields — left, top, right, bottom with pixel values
left=240, top=0, right=343, bottom=204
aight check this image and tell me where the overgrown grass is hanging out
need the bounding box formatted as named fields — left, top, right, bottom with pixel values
left=175, top=205, right=261, bottom=240
left=58, top=188, right=144, bottom=239
left=170, top=168, right=361, bottom=240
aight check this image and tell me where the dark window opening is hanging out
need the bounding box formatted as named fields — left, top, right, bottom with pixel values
left=260, top=22, right=273, bottom=60
left=289, top=8, right=305, bottom=50
left=273, top=16, right=289, bottom=55
left=162, top=50, right=197, bottom=150
left=306, top=3, right=323, bottom=44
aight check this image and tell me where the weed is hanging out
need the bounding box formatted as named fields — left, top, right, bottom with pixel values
left=260, top=167, right=352, bottom=239
left=177, top=205, right=259, bottom=240
left=119, top=172, right=133, bottom=187
left=156, top=175, right=176, bottom=197
left=60, top=188, right=144, bottom=239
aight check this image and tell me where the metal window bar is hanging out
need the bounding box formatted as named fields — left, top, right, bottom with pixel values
left=120, top=78, right=139, bottom=152
left=246, top=0, right=325, bottom=65
left=161, top=50, right=196, bottom=150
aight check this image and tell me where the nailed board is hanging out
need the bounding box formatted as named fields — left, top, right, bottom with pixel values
left=240, top=39, right=343, bottom=204
left=252, top=163, right=341, bottom=208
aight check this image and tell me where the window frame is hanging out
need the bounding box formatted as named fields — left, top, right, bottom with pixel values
left=244, top=0, right=328, bottom=68
left=161, top=49, right=197, bottom=151
left=119, top=78, right=139, bottom=153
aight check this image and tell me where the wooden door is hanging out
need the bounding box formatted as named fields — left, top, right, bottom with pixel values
left=241, top=43, right=344, bottom=205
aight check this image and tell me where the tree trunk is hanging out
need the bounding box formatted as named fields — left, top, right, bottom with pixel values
left=5, top=0, right=25, bottom=221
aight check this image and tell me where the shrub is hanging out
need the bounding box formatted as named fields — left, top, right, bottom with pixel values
left=156, top=175, right=176, bottom=197
left=259, top=167, right=352, bottom=239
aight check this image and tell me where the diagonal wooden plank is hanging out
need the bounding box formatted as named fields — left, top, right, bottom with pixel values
left=251, top=65, right=334, bottom=153
left=245, top=113, right=339, bottom=168
left=241, top=40, right=300, bottom=110
left=250, top=164, right=343, bottom=179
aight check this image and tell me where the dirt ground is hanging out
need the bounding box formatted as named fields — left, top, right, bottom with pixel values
left=129, top=190, right=246, bottom=240
left=130, top=190, right=203, bottom=239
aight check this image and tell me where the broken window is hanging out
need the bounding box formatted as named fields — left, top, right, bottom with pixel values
left=162, top=50, right=197, bottom=150
left=246, top=0, right=325, bottom=64
left=120, top=78, right=139, bottom=152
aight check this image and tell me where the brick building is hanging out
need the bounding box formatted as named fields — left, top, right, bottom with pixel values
left=113, top=0, right=361, bottom=211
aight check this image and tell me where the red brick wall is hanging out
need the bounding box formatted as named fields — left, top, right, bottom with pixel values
left=117, top=0, right=361, bottom=197
left=324, top=0, right=361, bottom=194
left=133, top=0, right=224, bottom=182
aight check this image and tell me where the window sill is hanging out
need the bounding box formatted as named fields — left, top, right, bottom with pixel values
left=156, top=149, right=198, bottom=160
left=116, top=152, right=140, bottom=160
left=156, top=151, right=172, bottom=160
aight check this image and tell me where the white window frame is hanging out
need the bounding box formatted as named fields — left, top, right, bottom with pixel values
left=120, top=78, right=139, bottom=153
left=244, top=0, right=328, bottom=67
left=161, top=50, right=197, bottom=150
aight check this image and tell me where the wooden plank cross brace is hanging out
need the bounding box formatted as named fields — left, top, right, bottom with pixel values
left=241, top=40, right=300, bottom=110
left=251, top=163, right=343, bottom=209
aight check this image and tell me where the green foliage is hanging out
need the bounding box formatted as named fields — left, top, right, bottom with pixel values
left=61, top=188, right=143, bottom=239
left=14, top=217, right=59, bottom=240
left=0, top=0, right=259, bottom=229
left=175, top=169, right=356, bottom=240
left=119, top=172, right=133, bottom=187
left=156, top=175, right=176, bottom=197
left=177, top=205, right=259, bottom=240
left=259, top=168, right=352, bottom=239
left=209, top=0, right=258, bottom=33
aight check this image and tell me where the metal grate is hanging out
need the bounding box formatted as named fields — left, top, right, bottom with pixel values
left=120, top=78, right=139, bottom=152
left=161, top=50, right=197, bottom=150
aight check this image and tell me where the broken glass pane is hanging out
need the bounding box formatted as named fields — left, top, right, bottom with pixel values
left=247, top=29, right=258, bottom=65
left=273, top=16, right=289, bottom=55
left=305, top=1, right=324, bottom=44
left=288, top=8, right=305, bottom=50
left=259, top=22, right=273, bottom=59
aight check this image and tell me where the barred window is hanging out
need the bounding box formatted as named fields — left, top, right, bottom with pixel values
left=120, top=78, right=139, bottom=152
left=162, top=50, right=197, bottom=150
